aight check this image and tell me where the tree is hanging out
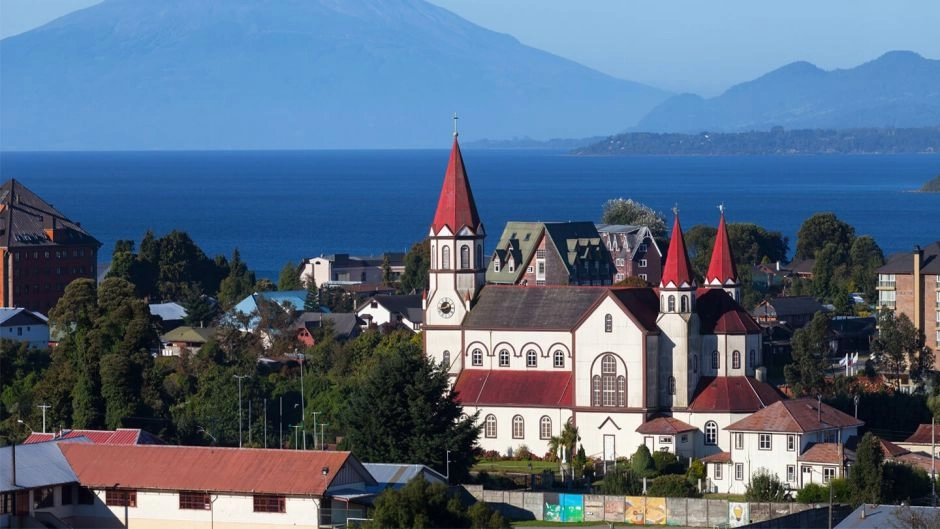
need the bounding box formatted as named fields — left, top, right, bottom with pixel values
left=601, top=465, right=642, bottom=495
left=303, top=279, right=321, bottom=313
left=400, top=239, right=430, bottom=294
left=381, top=254, right=394, bottom=287
left=812, top=242, right=850, bottom=303
left=340, top=336, right=480, bottom=482
left=745, top=468, right=787, bottom=501
left=849, top=236, right=884, bottom=302
left=849, top=432, right=884, bottom=505
left=784, top=312, right=831, bottom=397
left=871, top=309, right=933, bottom=391
left=277, top=261, right=302, bottom=291
left=795, top=213, right=855, bottom=260
left=648, top=474, right=701, bottom=498
left=217, top=249, right=255, bottom=309
left=547, top=422, right=580, bottom=462
left=366, top=477, right=507, bottom=529
left=630, top=444, right=656, bottom=478
left=614, top=276, right=650, bottom=287
left=600, top=198, right=667, bottom=240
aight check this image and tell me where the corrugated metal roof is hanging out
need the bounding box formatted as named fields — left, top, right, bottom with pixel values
left=0, top=438, right=87, bottom=492
left=463, top=286, right=604, bottom=330
left=24, top=428, right=163, bottom=446
left=149, top=302, right=188, bottom=321
left=688, top=376, right=784, bottom=413
left=60, top=444, right=366, bottom=496
left=363, top=463, right=446, bottom=487
left=454, top=369, right=573, bottom=407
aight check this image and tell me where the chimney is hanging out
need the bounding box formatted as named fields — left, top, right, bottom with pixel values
left=913, top=245, right=924, bottom=332
left=755, top=366, right=767, bottom=383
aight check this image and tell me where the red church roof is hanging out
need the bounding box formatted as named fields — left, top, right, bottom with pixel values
left=431, top=137, right=481, bottom=234
left=688, top=376, right=785, bottom=413
left=660, top=213, right=694, bottom=288
left=453, top=370, right=573, bottom=407
left=706, top=210, right=738, bottom=285
left=24, top=428, right=164, bottom=445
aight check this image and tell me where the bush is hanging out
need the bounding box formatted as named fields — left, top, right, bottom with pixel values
left=630, top=445, right=657, bottom=478
left=480, top=450, right=501, bottom=461
left=601, top=466, right=642, bottom=495
left=467, top=502, right=510, bottom=529
left=745, top=468, right=787, bottom=502
left=515, top=445, right=532, bottom=461
left=687, top=459, right=706, bottom=485
left=796, top=483, right=828, bottom=504
left=652, top=451, right=686, bottom=475
left=647, top=474, right=702, bottom=498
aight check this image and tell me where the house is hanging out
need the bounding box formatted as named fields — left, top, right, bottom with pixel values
left=24, top=428, right=164, bottom=445
left=159, top=326, right=216, bottom=356
left=229, top=290, right=308, bottom=331
left=148, top=302, right=187, bottom=332
left=828, top=316, right=876, bottom=355
left=705, top=399, right=862, bottom=495
left=787, top=259, right=816, bottom=280
left=752, top=296, right=827, bottom=328
left=300, top=252, right=405, bottom=287
left=485, top=221, right=614, bottom=286
left=897, top=423, right=940, bottom=458
left=876, top=242, right=940, bottom=364
left=0, top=179, right=102, bottom=314
left=596, top=224, right=663, bottom=285
left=0, top=438, right=86, bottom=527
left=292, top=312, right=362, bottom=346
left=635, top=417, right=698, bottom=459
left=357, top=294, right=422, bottom=331
left=0, top=307, right=49, bottom=349
left=58, top=444, right=377, bottom=529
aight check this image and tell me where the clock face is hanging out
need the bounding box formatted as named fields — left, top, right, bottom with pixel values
left=437, top=297, right=455, bottom=318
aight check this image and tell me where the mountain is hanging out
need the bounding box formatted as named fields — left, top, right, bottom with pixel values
left=0, top=0, right=670, bottom=150
left=634, top=51, right=940, bottom=133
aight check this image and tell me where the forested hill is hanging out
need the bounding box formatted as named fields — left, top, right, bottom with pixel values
left=572, top=127, right=940, bottom=156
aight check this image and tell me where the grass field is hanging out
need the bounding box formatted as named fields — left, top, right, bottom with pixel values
left=473, top=460, right=559, bottom=474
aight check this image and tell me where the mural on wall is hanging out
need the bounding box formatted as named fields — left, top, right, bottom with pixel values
left=645, top=497, right=666, bottom=525
left=604, top=497, right=625, bottom=521
left=561, top=494, right=584, bottom=522
left=729, top=502, right=750, bottom=528
left=543, top=492, right=561, bottom=522
left=625, top=496, right=646, bottom=524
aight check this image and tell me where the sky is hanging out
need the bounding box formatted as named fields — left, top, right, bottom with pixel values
left=2, top=0, right=939, bottom=96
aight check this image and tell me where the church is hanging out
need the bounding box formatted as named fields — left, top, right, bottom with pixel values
left=421, top=129, right=785, bottom=466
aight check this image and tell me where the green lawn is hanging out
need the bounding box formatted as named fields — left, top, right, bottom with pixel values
left=473, top=459, right=559, bottom=474
left=704, top=492, right=746, bottom=502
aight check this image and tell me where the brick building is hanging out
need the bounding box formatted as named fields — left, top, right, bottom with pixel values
left=876, top=242, right=940, bottom=360
left=596, top=224, right=663, bottom=285
left=0, top=180, right=100, bottom=314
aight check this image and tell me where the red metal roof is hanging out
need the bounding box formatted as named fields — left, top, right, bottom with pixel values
left=904, top=423, right=940, bottom=444
left=636, top=417, right=697, bottom=435
left=726, top=398, right=863, bottom=433
left=23, top=428, right=163, bottom=445
left=701, top=451, right=731, bottom=463
left=660, top=213, right=694, bottom=289
left=696, top=289, right=762, bottom=334
left=798, top=443, right=843, bottom=464
left=705, top=211, right=738, bottom=286
left=60, top=444, right=363, bottom=496
left=453, top=370, right=573, bottom=407
left=431, top=137, right=481, bottom=235
left=688, top=376, right=784, bottom=413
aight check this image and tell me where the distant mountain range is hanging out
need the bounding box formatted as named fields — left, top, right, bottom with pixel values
left=0, top=0, right=669, bottom=150
left=634, top=51, right=940, bottom=133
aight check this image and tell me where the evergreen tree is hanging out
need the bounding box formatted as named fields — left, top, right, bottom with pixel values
left=381, top=254, right=394, bottom=286
left=784, top=312, right=831, bottom=397
left=399, top=239, right=430, bottom=294
left=630, top=444, right=656, bottom=478
left=303, top=278, right=321, bottom=313
left=277, top=261, right=302, bottom=291
left=795, top=213, right=855, bottom=260
left=849, top=432, right=884, bottom=505
left=217, top=249, right=256, bottom=309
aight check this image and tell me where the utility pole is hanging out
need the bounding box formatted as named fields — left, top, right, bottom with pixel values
left=263, top=399, right=267, bottom=449
left=932, top=416, right=936, bottom=507
left=290, top=425, right=302, bottom=449
left=248, top=400, right=252, bottom=446
left=234, top=375, right=249, bottom=448
left=446, top=450, right=451, bottom=484
left=279, top=397, right=283, bottom=449
left=295, top=351, right=306, bottom=450
left=36, top=404, right=50, bottom=434
left=311, top=411, right=321, bottom=450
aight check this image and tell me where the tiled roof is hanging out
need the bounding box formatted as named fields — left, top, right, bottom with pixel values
left=788, top=259, right=816, bottom=275
left=893, top=452, right=936, bottom=473
left=431, top=137, right=481, bottom=234
left=609, top=288, right=661, bottom=332
left=754, top=296, right=826, bottom=318
left=160, top=326, right=216, bottom=344
left=463, top=286, right=605, bottom=330
left=877, top=242, right=940, bottom=275
left=879, top=438, right=910, bottom=458
left=453, top=370, right=573, bottom=407
left=701, top=451, right=731, bottom=463
left=60, top=444, right=372, bottom=496
left=636, top=417, right=697, bottom=435
left=697, top=288, right=762, bottom=334
left=0, top=179, right=100, bottom=249
left=903, top=423, right=940, bottom=444
left=24, top=428, right=164, bottom=445
left=661, top=213, right=694, bottom=288
left=726, top=398, right=863, bottom=433
left=798, top=443, right=843, bottom=464
left=705, top=212, right=738, bottom=286
left=688, top=376, right=785, bottom=413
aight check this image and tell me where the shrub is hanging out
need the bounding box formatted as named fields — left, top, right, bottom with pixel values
left=481, top=450, right=501, bottom=461
left=630, top=445, right=657, bottom=478
left=601, top=466, right=642, bottom=495
left=647, top=474, right=702, bottom=498
left=687, top=459, right=706, bottom=485
left=516, top=445, right=532, bottom=461
left=745, top=468, right=787, bottom=502
left=796, top=483, right=828, bottom=503
left=652, top=450, right=686, bottom=475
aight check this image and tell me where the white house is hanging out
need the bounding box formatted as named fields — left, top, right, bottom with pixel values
left=301, top=253, right=405, bottom=287
left=356, top=294, right=423, bottom=331
left=0, top=307, right=49, bottom=349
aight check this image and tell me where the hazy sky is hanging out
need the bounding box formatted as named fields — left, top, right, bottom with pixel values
left=3, top=0, right=939, bottom=96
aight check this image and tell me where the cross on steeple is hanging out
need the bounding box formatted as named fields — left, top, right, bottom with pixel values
left=672, top=203, right=679, bottom=216
left=718, top=202, right=725, bottom=214
left=453, top=113, right=459, bottom=137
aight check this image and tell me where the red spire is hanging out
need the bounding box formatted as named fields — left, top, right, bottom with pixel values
left=431, top=137, right=481, bottom=234
left=660, top=212, right=695, bottom=288
left=706, top=209, right=738, bottom=285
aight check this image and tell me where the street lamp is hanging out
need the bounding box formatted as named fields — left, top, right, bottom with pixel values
left=233, top=375, right=249, bottom=448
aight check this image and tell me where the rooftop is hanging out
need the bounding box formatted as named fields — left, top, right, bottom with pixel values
left=726, top=398, right=863, bottom=433
left=453, top=369, right=573, bottom=407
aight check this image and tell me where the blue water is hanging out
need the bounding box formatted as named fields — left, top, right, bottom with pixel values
left=0, top=150, right=937, bottom=278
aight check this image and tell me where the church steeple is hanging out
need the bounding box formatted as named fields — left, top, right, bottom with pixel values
left=430, top=117, right=481, bottom=237
left=705, top=205, right=741, bottom=301
left=660, top=209, right=695, bottom=290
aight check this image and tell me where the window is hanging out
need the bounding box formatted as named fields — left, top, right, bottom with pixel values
left=732, top=350, right=741, bottom=369
left=639, top=244, right=647, bottom=252
left=714, top=463, right=723, bottom=480
left=106, top=490, right=137, bottom=508
left=604, top=314, right=613, bottom=333
left=668, top=295, right=676, bottom=312
left=616, top=273, right=624, bottom=281
left=680, top=434, right=688, bottom=443
left=527, top=266, right=534, bottom=273
left=734, top=433, right=743, bottom=450
left=592, top=375, right=602, bottom=406
left=508, top=258, right=515, bottom=273
left=787, top=465, right=796, bottom=482
left=617, top=376, right=626, bottom=407
left=712, top=351, right=720, bottom=369
left=526, top=349, right=537, bottom=367
left=693, top=355, right=698, bottom=373
left=787, top=435, right=796, bottom=451
left=878, top=273, right=896, bottom=289
left=442, top=350, right=450, bottom=368
left=639, top=259, right=647, bottom=267
left=823, top=468, right=835, bottom=483
left=735, top=463, right=744, bottom=480
left=460, top=245, right=469, bottom=269
left=472, top=348, right=483, bottom=366
left=485, top=415, right=497, bottom=438
left=179, top=491, right=210, bottom=510
left=668, top=376, right=676, bottom=395
left=704, top=421, right=718, bottom=445
left=616, top=258, right=624, bottom=267
left=253, top=495, right=285, bottom=513
left=493, top=257, right=500, bottom=272
left=659, top=436, right=673, bottom=444
left=759, top=433, right=772, bottom=450
left=34, top=487, right=54, bottom=509
left=749, top=350, right=756, bottom=368
left=477, top=245, right=483, bottom=269
left=639, top=274, right=647, bottom=281
left=499, top=349, right=510, bottom=367
left=595, top=354, right=625, bottom=407
left=512, top=415, right=524, bottom=439
left=78, top=487, right=95, bottom=505
left=540, top=416, right=552, bottom=439
left=441, top=246, right=451, bottom=269
left=553, top=350, right=565, bottom=368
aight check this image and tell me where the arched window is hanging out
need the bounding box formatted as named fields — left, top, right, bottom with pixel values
left=499, top=349, right=510, bottom=367
left=712, top=350, right=720, bottom=369
left=540, top=416, right=552, bottom=439
left=493, top=253, right=501, bottom=272
left=512, top=415, right=524, bottom=439
left=595, top=354, right=625, bottom=407
left=485, top=415, right=497, bottom=438
left=704, top=421, right=718, bottom=445
left=693, top=354, right=699, bottom=373
left=431, top=244, right=437, bottom=269
left=526, top=349, right=537, bottom=367
left=460, top=245, right=470, bottom=269
left=442, top=350, right=450, bottom=368
left=749, top=349, right=756, bottom=367
left=732, top=350, right=741, bottom=369
left=604, top=314, right=613, bottom=333
left=472, top=348, right=483, bottom=366
left=668, top=295, right=676, bottom=312
left=681, top=295, right=688, bottom=312
left=441, top=246, right=451, bottom=270
left=592, top=375, right=602, bottom=406
left=554, top=350, right=565, bottom=368
left=668, top=376, right=676, bottom=395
